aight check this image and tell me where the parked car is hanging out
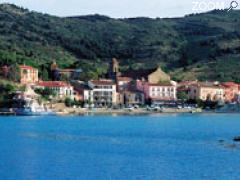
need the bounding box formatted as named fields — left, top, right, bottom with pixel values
left=147, top=105, right=161, bottom=111
left=125, top=106, right=134, bottom=111
left=134, top=105, right=139, bottom=109
left=177, top=105, right=183, bottom=109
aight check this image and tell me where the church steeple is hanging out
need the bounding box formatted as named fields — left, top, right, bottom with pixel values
left=50, top=60, right=60, bottom=81
left=112, top=58, right=119, bottom=73
left=51, top=60, right=58, bottom=71
left=108, top=58, right=121, bottom=80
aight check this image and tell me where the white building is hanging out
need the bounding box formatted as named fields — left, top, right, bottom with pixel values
left=84, top=80, right=117, bottom=107
left=36, top=81, right=74, bottom=99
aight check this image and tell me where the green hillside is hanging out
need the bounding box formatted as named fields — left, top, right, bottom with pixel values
left=0, top=3, right=240, bottom=82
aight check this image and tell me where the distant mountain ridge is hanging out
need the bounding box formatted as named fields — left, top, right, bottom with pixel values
left=0, top=3, right=240, bottom=82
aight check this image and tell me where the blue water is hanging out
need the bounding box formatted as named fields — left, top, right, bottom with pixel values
left=0, top=114, right=240, bottom=180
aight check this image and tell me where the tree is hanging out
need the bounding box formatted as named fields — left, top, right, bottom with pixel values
left=0, top=82, right=17, bottom=108
left=65, top=97, right=74, bottom=107
left=34, top=88, right=56, bottom=100
left=42, top=68, right=49, bottom=81
left=177, top=91, right=189, bottom=101
left=8, top=63, right=20, bottom=82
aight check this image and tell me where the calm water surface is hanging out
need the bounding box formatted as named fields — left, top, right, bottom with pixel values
left=0, top=114, right=240, bottom=180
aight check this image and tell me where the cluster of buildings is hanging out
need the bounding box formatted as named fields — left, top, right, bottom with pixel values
left=71, top=58, right=178, bottom=107
left=18, top=64, right=75, bottom=100
left=1, top=58, right=240, bottom=108
left=179, top=81, right=240, bottom=103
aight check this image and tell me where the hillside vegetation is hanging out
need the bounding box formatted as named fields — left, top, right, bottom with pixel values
left=0, top=4, right=240, bottom=81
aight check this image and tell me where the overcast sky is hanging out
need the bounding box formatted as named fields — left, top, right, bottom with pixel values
left=0, top=0, right=238, bottom=18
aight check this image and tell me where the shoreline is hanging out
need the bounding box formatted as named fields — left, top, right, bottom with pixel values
left=0, top=107, right=202, bottom=116
left=55, top=107, right=203, bottom=116
left=1, top=108, right=240, bottom=116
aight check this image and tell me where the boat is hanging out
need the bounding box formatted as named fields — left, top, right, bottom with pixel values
left=14, top=107, right=55, bottom=116
left=12, top=85, right=56, bottom=116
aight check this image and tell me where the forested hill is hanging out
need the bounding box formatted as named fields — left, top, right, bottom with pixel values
left=0, top=3, right=240, bottom=82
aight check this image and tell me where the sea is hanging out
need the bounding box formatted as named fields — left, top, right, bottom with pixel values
left=0, top=114, right=240, bottom=180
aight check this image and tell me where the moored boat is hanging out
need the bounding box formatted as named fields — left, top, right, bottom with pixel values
left=14, top=107, right=55, bottom=116
left=12, top=85, right=55, bottom=116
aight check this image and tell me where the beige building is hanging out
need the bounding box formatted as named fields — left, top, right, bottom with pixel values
left=19, top=65, right=38, bottom=84
left=123, top=67, right=171, bottom=84
left=188, top=82, right=225, bottom=101
left=148, top=67, right=171, bottom=83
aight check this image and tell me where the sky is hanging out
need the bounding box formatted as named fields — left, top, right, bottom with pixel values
left=0, top=0, right=238, bottom=18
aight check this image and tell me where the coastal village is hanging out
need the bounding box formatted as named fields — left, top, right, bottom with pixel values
left=0, top=58, right=240, bottom=115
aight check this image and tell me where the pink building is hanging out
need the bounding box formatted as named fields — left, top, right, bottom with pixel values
left=136, top=80, right=177, bottom=104
left=221, top=82, right=239, bottom=103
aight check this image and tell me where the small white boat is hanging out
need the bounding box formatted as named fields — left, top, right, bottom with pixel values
left=13, top=86, right=55, bottom=116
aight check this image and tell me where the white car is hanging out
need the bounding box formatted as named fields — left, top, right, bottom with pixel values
left=125, top=106, right=134, bottom=111
left=177, top=105, right=183, bottom=109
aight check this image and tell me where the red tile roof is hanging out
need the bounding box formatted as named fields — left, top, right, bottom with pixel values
left=117, top=77, right=132, bottom=81
left=221, top=82, right=239, bottom=88
left=19, top=65, right=37, bottom=70
left=37, top=81, right=72, bottom=88
left=91, top=80, right=115, bottom=85
left=148, top=82, right=174, bottom=87
left=192, top=82, right=224, bottom=88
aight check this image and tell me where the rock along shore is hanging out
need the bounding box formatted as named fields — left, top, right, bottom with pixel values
left=55, top=108, right=203, bottom=116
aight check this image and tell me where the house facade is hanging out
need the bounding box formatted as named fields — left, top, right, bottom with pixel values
left=188, top=82, right=225, bottom=101
left=123, top=90, right=145, bottom=106
left=116, top=76, right=132, bottom=92
left=221, top=82, right=239, bottom=103
left=19, top=65, right=38, bottom=84
left=36, top=81, right=74, bottom=99
left=82, top=80, right=117, bottom=107
left=148, top=67, right=171, bottom=84
left=123, top=67, right=171, bottom=84
left=136, top=80, right=177, bottom=104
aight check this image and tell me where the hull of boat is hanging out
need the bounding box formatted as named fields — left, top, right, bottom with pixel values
left=14, top=109, right=55, bottom=116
